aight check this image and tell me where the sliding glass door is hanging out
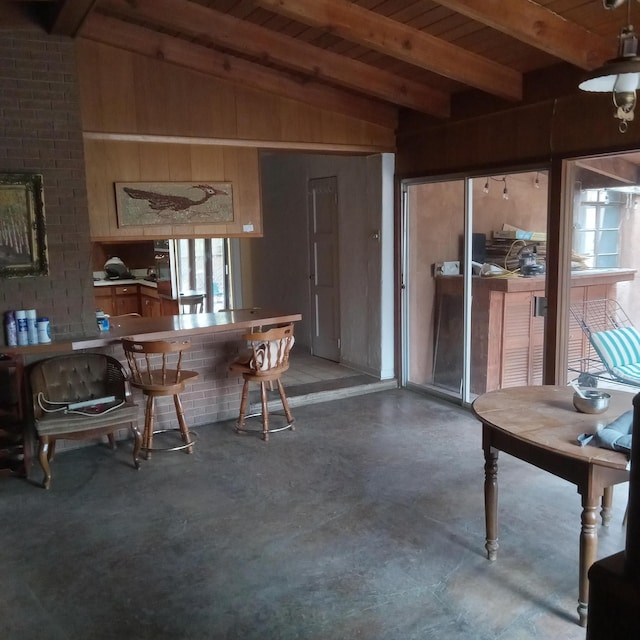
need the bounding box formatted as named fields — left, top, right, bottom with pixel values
left=402, top=170, right=549, bottom=404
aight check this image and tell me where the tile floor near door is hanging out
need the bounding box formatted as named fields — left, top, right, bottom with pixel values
left=0, top=389, right=629, bottom=640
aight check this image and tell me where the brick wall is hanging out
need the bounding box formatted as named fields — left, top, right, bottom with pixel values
left=0, top=29, right=96, bottom=344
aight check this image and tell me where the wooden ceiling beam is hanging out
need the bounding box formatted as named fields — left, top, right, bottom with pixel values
left=50, top=0, right=98, bottom=35
left=99, top=0, right=450, bottom=117
left=256, top=0, right=522, bottom=101
left=436, top=0, right=615, bottom=70
left=81, top=14, right=398, bottom=129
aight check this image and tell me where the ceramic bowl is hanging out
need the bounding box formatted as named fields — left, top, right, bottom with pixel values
left=573, top=388, right=611, bottom=414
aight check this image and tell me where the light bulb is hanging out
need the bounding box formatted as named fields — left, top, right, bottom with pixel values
left=534, top=173, right=540, bottom=189
left=503, top=186, right=509, bottom=200
left=483, top=180, right=489, bottom=194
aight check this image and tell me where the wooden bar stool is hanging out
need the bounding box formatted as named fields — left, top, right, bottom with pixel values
left=229, top=323, right=295, bottom=441
left=121, top=337, right=198, bottom=459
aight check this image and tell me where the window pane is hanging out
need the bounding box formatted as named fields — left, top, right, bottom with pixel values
left=601, top=208, right=620, bottom=228
left=598, top=230, right=619, bottom=255
left=596, top=254, right=618, bottom=268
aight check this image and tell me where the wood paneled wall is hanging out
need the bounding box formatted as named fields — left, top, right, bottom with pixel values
left=396, top=92, right=640, bottom=177
left=76, top=39, right=395, bottom=149
left=84, top=139, right=262, bottom=240
left=77, top=39, right=395, bottom=241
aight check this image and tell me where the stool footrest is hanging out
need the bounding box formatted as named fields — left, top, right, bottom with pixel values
left=235, top=413, right=294, bottom=436
left=141, top=428, right=196, bottom=453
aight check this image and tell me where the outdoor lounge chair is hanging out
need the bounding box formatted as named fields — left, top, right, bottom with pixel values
left=569, top=299, right=640, bottom=388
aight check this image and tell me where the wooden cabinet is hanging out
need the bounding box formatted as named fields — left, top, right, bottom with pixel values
left=113, top=285, right=140, bottom=316
left=141, top=287, right=161, bottom=317
left=94, top=287, right=115, bottom=316
left=95, top=284, right=140, bottom=317
left=95, top=283, right=180, bottom=318
left=161, top=297, right=179, bottom=316
left=435, top=269, right=635, bottom=394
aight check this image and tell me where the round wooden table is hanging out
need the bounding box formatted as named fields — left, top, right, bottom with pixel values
left=473, top=385, right=634, bottom=627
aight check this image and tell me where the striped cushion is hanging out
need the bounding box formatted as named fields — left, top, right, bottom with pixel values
left=610, top=362, right=640, bottom=385
left=590, top=326, right=640, bottom=370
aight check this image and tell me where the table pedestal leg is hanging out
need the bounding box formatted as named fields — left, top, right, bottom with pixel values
left=484, top=446, right=499, bottom=561
left=578, top=493, right=599, bottom=627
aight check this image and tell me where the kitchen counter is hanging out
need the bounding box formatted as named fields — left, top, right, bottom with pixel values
left=75, top=308, right=301, bottom=349
left=94, top=278, right=157, bottom=288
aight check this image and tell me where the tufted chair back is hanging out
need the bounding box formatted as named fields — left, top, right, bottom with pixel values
left=31, top=354, right=129, bottom=419
left=29, top=353, right=141, bottom=489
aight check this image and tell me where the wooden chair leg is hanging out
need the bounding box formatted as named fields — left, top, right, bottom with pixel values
left=260, top=381, right=270, bottom=441
left=236, top=380, right=250, bottom=433
left=173, top=394, right=193, bottom=454
left=107, top=433, right=117, bottom=450
left=144, top=394, right=155, bottom=459
left=276, top=378, right=295, bottom=430
left=38, top=437, right=52, bottom=490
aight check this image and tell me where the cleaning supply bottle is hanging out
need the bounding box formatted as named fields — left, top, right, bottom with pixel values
left=4, top=311, right=17, bottom=347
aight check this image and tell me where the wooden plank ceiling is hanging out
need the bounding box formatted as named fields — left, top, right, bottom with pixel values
left=9, top=0, right=639, bottom=125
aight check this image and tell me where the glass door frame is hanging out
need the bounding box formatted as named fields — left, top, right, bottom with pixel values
left=400, top=164, right=553, bottom=407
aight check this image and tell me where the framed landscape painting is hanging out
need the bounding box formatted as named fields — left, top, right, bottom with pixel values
left=0, top=173, right=48, bottom=278
left=115, top=182, right=234, bottom=227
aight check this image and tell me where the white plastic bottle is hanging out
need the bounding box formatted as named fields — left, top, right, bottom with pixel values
left=26, top=309, right=38, bottom=344
left=15, top=310, right=28, bottom=346
left=37, top=317, right=51, bottom=344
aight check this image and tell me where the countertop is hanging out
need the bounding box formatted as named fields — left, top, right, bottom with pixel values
left=2, top=309, right=302, bottom=355
left=94, top=278, right=157, bottom=288
left=437, top=267, right=636, bottom=292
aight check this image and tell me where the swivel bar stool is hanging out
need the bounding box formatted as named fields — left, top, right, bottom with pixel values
left=121, top=337, right=198, bottom=458
left=229, top=323, right=295, bottom=441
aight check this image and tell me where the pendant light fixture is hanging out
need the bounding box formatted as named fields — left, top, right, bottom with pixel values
left=579, top=0, right=640, bottom=133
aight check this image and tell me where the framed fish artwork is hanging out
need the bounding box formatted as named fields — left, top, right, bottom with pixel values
left=115, top=182, right=233, bottom=227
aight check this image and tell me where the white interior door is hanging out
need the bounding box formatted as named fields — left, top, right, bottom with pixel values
left=308, top=176, right=340, bottom=361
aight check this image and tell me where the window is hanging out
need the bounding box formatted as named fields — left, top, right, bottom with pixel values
left=573, top=189, right=622, bottom=269
left=175, top=238, right=229, bottom=312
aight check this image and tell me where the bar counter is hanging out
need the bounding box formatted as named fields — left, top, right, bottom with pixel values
left=3, top=308, right=302, bottom=355
left=5, top=309, right=302, bottom=451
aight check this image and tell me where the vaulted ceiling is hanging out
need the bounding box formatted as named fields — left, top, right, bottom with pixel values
left=4, top=0, right=638, bottom=127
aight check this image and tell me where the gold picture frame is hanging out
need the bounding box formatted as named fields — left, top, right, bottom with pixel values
left=0, top=173, right=48, bottom=278
left=115, top=181, right=234, bottom=227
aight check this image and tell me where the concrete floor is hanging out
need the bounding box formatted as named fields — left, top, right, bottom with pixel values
left=0, top=389, right=628, bottom=640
